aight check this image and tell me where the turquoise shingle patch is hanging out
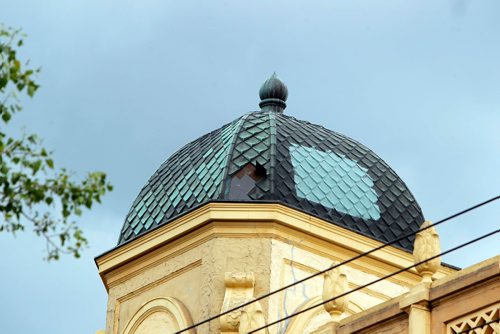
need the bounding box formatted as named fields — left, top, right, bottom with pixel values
left=161, top=118, right=242, bottom=214
left=289, top=144, right=380, bottom=220
left=125, top=117, right=243, bottom=237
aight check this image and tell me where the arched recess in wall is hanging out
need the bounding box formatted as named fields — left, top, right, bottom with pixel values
left=122, top=297, right=196, bottom=334
left=283, top=296, right=364, bottom=334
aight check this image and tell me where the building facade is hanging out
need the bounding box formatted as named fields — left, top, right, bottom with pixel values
left=95, top=75, right=499, bottom=334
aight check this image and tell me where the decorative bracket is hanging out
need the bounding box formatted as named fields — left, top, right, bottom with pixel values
left=220, top=272, right=257, bottom=333
left=239, top=299, right=268, bottom=334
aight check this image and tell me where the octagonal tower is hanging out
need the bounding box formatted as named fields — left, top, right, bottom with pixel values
left=96, top=75, right=454, bottom=334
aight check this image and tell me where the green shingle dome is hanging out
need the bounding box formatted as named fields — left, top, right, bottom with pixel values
left=119, top=75, right=424, bottom=251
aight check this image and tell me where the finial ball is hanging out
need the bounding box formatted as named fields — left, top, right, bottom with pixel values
left=259, top=73, right=288, bottom=113
left=259, top=72, right=288, bottom=102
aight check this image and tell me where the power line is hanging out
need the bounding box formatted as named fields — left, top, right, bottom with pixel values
left=248, top=228, right=500, bottom=333
left=456, top=318, right=500, bottom=334
left=175, top=195, right=499, bottom=333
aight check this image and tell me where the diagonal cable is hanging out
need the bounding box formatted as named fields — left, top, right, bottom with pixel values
left=248, top=228, right=500, bottom=333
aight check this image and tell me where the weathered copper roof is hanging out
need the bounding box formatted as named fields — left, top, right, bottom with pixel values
left=118, top=110, right=424, bottom=250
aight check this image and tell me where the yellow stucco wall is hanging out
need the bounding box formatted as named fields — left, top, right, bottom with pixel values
left=96, top=203, right=455, bottom=334
left=106, top=236, right=273, bottom=333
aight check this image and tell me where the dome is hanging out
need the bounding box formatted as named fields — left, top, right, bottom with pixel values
left=119, top=104, right=424, bottom=251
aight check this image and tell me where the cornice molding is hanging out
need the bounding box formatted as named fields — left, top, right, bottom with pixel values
left=96, top=203, right=455, bottom=290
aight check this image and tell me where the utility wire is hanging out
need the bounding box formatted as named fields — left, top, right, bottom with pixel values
left=176, top=195, right=499, bottom=333
left=248, top=228, right=500, bottom=333
left=456, top=318, right=500, bottom=333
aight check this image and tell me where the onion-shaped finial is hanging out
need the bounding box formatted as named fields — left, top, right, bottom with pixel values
left=259, top=72, right=288, bottom=113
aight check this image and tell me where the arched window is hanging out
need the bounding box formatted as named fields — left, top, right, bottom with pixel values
left=122, top=297, right=195, bottom=334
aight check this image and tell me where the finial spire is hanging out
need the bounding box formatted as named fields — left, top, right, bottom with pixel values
left=259, top=72, right=288, bottom=113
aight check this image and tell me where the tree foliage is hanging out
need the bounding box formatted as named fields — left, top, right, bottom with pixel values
left=0, top=25, right=112, bottom=260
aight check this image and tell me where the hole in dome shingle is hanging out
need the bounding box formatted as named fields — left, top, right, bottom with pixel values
left=227, top=163, right=267, bottom=200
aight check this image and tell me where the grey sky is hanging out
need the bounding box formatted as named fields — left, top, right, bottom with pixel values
left=1, top=0, right=499, bottom=333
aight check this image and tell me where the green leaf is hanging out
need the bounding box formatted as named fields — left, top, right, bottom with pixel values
left=27, top=82, right=38, bottom=97
left=1, top=110, right=11, bottom=122
left=59, top=234, right=66, bottom=246
left=46, top=159, right=54, bottom=169
left=32, top=160, right=42, bottom=174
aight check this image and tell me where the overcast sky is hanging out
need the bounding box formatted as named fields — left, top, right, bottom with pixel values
left=1, top=0, right=499, bottom=333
